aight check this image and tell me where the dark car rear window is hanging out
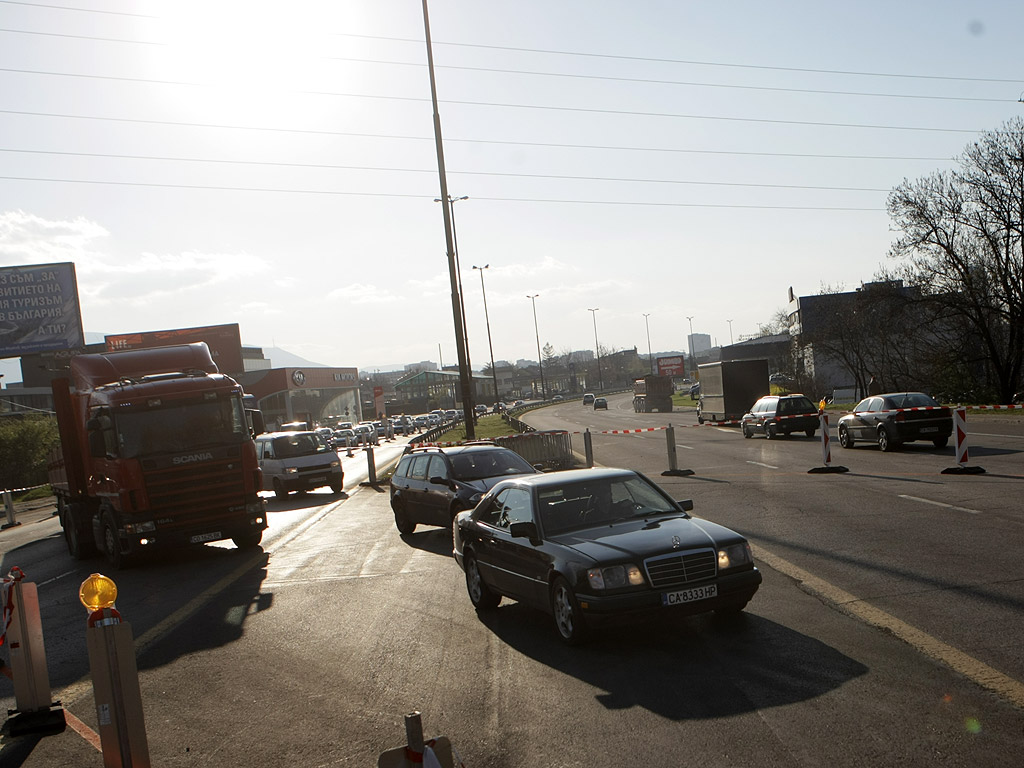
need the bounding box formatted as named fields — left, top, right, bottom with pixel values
left=449, top=449, right=535, bottom=481
left=778, top=396, right=816, bottom=414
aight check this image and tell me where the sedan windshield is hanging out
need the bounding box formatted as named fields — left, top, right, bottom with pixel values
left=539, top=474, right=680, bottom=535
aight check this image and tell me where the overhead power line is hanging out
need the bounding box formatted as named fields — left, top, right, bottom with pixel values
left=0, top=175, right=883, bottom=211
left=0, top=148, right=892, bottom=192
left=0, top=28, right=1014, bottom=104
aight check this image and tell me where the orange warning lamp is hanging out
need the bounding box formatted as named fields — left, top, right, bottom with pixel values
left=80, top=573, right=118, bottom=612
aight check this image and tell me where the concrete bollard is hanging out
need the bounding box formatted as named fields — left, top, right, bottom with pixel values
left=2, top=489, right=19, bottom=530
left=365, top=446, right=378, bottom=486
left=2, top=568, right=66, bottom=736
left=661, top=424, right=695, bottom=477
left=81, top=573, right=151, bottom=767
left=583, top=429, right=594, bottom=468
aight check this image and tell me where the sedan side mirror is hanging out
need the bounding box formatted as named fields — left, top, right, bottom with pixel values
left=509, top=521, right=541, bottom=544
left=676, top=499, right=694, bottom=511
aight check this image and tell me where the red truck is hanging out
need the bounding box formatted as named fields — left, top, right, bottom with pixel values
left=49, top=342, right=266, bottom=568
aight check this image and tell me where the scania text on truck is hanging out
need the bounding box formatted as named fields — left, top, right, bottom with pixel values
left=49, top=342, right=267, bottom=568
left=696, top=359, right=770, bottom=424
left=632, top=375, right=674, bottom=413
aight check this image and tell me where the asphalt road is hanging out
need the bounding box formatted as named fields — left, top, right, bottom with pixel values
left=1, top=404, right=1022, bottom=767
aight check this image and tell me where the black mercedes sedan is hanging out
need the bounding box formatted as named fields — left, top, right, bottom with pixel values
left=837, top=392, right=952, bottom=451
left=453, top=467, right=762, bottom=644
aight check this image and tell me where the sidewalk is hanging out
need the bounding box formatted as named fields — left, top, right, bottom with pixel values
left=1, top=496, right=58, bottom=531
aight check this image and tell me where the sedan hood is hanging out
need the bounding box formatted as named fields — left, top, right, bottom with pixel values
left=551, top=516, right=739, bottom=562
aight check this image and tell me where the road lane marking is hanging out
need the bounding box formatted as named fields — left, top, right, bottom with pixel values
left=746, top=461, right=779, bottom=469
left=715, top=428, right=734, bottom=434
left=55, top=485, right=372, bottom=709
left=676, top=444, right=695, bottom=450
left=753, top=544, right=1024, bottom=710
left=898, top=494, right=981, bottom=514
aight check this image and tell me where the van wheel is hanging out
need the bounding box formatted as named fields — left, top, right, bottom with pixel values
left=273, top=479, right=289, bottom=498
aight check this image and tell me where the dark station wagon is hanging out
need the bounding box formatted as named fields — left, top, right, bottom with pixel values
left=741, top=394, right=819, bottom=439
left=454, top=467, right=762, bottom=644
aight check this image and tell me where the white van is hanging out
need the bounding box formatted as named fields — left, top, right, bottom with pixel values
left=255, top=431, right=344, bottom=498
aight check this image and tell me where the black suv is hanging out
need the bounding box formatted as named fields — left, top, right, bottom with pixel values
left=389, top=444, right=540, bottom=535
left=741, top=394, right=819, bottom=439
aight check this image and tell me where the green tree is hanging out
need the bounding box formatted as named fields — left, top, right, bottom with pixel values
left=0, top=415, right=60, bottom=490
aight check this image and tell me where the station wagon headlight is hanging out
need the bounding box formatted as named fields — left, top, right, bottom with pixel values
left=330, top=460, right=340, bottom=468
left=285, top=466, right=298, bottom=474
left=587, top=564, right=645, bottom=589
left=718, top=543, right=753, bottom=570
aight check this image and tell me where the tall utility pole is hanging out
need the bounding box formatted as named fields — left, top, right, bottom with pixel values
left=527, top=294, right=546, bottom=399
left=473, top=264, right=499, bottom=403
left=436, top=194, right=473, bottom=392
left=643, top=313, right=654, bottom=375
left=588, top=308, right=604, bottom=391
left=421, top=0, right=474, bottom=437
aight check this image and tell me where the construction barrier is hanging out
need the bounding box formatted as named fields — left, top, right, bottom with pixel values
left=942, top=407, right=986, bottom=475
left=1, top=567, right=66, bottom=737
left=494, top=430, right=573, bottom=470
left=808, top=413, right=848, bottom=474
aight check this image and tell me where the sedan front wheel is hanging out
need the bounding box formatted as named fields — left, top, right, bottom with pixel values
left=551, top=577, right=588, bottom=645
left=465, top=553, right=500, bottom=610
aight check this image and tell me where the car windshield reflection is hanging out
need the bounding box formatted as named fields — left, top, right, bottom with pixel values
left=539, top=476, right=681, bottom=535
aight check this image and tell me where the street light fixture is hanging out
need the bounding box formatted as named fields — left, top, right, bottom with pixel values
left=473, top=264, right=499, bottom=404
left=727, top=319, right=734, bottom=346
left=643, top=313, right=654, bottom=375
left=588, top=308, right=604, bottom=391
left=527, top=294, right=546, bottom=400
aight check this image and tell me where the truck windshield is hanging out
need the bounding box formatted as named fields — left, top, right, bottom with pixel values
left=116, top=395, right=249, bottom=458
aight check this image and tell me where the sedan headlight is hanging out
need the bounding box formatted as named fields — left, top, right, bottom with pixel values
left=718, top=542, right=753, bottom=570
left=587, top=564, right=645, bottom=589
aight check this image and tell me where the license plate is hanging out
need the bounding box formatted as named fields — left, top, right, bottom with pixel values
left=307, top=475, right=326, bottom=483
left=920, top=426, right=938, bottom=433
left=190, top=531, right=222, bottom=544
left=662, top=584, right=718, bottom=606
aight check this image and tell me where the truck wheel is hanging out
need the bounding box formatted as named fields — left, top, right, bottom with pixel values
left=63, top=502, right=96, bottom=560
left=102, top=514, right=127, bottom=570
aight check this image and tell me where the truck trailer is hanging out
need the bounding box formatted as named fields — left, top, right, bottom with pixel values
left=632, top=375, right=674, bottom=413
left=696, top=359, right=769, bottom=424
left=49, top=342, right=267, bottom=568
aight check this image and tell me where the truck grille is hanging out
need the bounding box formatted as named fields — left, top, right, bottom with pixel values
left=644, top=549, right=717, bottom=589
left=141, top=450, right=248, bottom=530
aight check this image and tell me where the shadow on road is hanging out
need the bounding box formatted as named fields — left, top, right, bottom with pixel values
left=477, top=606, right=866, bottom=719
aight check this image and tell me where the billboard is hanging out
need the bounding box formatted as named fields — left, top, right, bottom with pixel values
left=656, top=355, right=686, bottom=377
left=105, top=323, right=244, bottom=374
left=0, top=262, right=86, bottom=358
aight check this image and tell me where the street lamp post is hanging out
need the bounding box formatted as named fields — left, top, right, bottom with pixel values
left=421, top=0, right=474, bottom=438
left=643, top=313, right=654, bottom=375
left=588, top=308, right=604, bottom=391
left=685, top=315, right=695, bottom=378
left=527, top=295, right=546, bottom=400
left=473, top=264, right=499, bottom=404
left=434, top=194, right=474, bottom=418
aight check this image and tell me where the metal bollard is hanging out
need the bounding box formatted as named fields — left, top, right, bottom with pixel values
left=583, top=429, right=594, bottom=468
left=661, top=424, right=694, bottom=477
left=365, top=446, right=378, bottom=485
left=2, top=489, right=19, bottom=529
left=81, top=573, right=151, bottom=767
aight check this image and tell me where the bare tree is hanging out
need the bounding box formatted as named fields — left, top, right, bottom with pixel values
left=888, top=117, right=1024, bottom=402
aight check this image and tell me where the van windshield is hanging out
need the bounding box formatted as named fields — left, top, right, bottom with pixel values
left=271, top=433, right=330, bottom=458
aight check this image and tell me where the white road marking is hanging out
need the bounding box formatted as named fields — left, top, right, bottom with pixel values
left=746, top=461, right=779, bottom=469
left=898, top=495, right=981, bottom=514
left=675, top=444, right=695, bottom=450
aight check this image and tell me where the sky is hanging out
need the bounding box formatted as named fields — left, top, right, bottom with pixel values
left=2, top=1, right=1024, bottom=381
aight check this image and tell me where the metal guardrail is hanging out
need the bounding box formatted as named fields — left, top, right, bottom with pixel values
left=494, top=430, right=574, bottom=470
